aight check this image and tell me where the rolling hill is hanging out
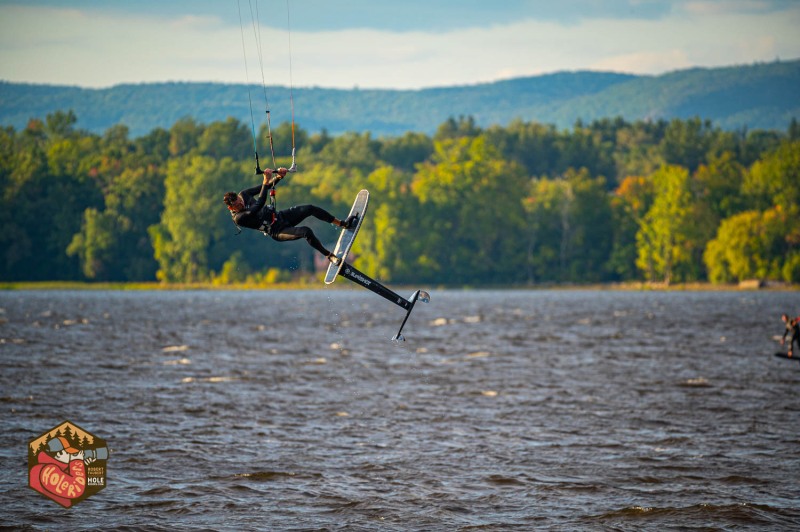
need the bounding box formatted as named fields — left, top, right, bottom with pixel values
left=1, top=59, right=798, bottom=137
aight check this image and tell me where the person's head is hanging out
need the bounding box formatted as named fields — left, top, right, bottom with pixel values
left=223, top=192, right=244, bottom=212
left=782, top=313, right=790, bottom=323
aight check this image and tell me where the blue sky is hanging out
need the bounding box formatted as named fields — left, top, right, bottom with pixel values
left=1, top=0, right=798, bottom=89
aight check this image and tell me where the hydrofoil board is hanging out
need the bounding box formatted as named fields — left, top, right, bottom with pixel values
left=325, top=189, right=369, bottom=284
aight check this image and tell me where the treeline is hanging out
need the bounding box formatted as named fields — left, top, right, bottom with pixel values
left=1, top=111, right=799, bottom=285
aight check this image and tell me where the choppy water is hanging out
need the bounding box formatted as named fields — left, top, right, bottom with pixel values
left=1, top=289, right=799, bottom=530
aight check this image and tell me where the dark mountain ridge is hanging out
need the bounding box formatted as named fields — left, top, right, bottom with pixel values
left=1, top=59, right=797, bottom=137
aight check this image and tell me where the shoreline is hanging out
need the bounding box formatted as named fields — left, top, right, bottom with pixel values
left=1, top=281, right=797, bottom=292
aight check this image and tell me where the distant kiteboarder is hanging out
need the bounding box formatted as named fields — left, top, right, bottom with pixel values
left=780, top=313, right=800, bottom=358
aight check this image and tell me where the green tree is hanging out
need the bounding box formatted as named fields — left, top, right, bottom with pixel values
left=168, top=117, right=204, bottom=157
left=608, top=175, right=655, bottom=280
left=738, top=129, right=783, bottom=167
left=705, top=206, right=800, bottom=283
left=314, top=131, right=382, bottom=176
left=526, top=178, right=571, bottom=282
left=135, top=127, right=171, bottom=163
left=198, top=117, right=252, bottom=160
left=353, top=165, right=418, bottom=281
left=635, top=165, right=693, bottom=283
left=525, top=169, right=613, bottom=283
left=659, top=117, right=714, bottom=172
left=743, top=139, right=800, bottom=211
left=44, top=110, right=78, bottom=139
left=412, top=135, right=527, bottom=284
left=303, top=128, right=332, bottom=154
left=379, top=132, right=434, bottom=171
left=434, top=115, right=481, bottom=141
left=67, top=208, right=118, bottom=279
left=0, top=113, right=104, bottom=281
left=484, top=120, right=559, bottom=178
left=212, top=250, right=251, bottom=285
left=612, top=121, right=665, bottom=182
left=789, top=118, right=800, bottom=141
left=68, top=165, right=165, bottom=280
left=555, top=125, right=615, bottom=184
left=693, top=152, right=747, bottom=220
left=150, top=155, right=243, bottom=282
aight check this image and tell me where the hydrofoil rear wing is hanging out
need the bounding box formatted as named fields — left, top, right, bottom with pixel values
left=338, top=262, right=430, bottom=341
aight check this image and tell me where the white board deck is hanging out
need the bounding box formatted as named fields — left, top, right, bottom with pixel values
left=324, top=189, right=369, bottom=284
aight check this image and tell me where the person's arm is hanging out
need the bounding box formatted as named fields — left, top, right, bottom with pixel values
left=239, top=183, right=269, bottom=211
left=238, top=168, right=287, bottom=213
left=240, top=185, right=264, bottom=200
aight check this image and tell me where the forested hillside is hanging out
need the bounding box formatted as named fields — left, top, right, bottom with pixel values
left=1, top=59, right=798, bottom=137
left=1, top=111, right=798, bottom=285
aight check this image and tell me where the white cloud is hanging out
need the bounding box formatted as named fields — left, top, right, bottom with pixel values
left=681, top=1, right=775, bottom=16
left=0, top=3, right=798, bottom=89
left=0, top=5, right=283, bottom=86
left=592, top=50, right=692, bottom=75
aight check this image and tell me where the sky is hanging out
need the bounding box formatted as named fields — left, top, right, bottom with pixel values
left=1, top=0, right=799, bottom=90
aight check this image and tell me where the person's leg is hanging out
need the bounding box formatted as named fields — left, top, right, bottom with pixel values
left=280, top=204, right=356, bottom=229
left=280, top=205, right=337, bottom=227
left=272, top=226, right=331, bottom=257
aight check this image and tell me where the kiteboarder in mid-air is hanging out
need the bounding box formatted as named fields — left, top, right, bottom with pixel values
left=226, top=3, right=429, bottom=341
left=223, top=167, right=358, bottom=265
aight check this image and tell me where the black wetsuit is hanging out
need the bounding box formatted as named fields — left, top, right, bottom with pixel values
left=231, top=184, right=335, bottom=256
left=784, top=317, right=800, bottom=354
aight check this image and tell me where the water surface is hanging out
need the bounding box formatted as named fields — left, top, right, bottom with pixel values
left=1, top=289, right=799, bottom=530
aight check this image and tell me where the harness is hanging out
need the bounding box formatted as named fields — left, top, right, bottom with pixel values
left=258, top=205, right=278, bottom=235
left=260, top=186, right=278, bottom=235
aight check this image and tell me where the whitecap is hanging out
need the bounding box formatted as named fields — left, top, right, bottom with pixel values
left=163, top=358, right=191, bottom=366
left=181, top=376, right=237, bottom=383
left=162, top=345, right=189, bottom=352
left=205, top=376, right=237, bottom=383
left=681, top=377, right=711, bottom=387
